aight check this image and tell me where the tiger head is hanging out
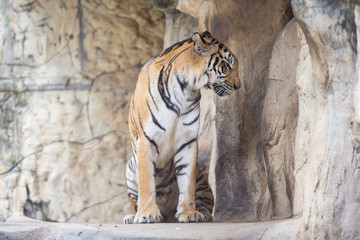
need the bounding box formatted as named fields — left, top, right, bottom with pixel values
left=192, top=31, right=240, bottom=96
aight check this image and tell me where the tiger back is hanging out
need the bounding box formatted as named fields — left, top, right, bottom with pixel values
left=124, top=31, right=240, bottom=224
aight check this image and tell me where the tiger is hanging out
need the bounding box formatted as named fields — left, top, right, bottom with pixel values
left=124, top=31, right=240, bottom=224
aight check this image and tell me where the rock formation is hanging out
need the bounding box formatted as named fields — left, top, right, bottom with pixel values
left=176, top=0, right=359, bottom=238
left=0, top=0, right=164, bottom=223
left=292, top=1, right=359, bottom=238
left=0, top=0, right=359, bottom=238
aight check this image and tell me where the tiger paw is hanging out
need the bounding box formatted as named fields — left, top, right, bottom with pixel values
left=177, top=210, right=207, bottom=223
left=123, top=214, right=135, bottom=224
left=134, top=212, right=163, bottom=224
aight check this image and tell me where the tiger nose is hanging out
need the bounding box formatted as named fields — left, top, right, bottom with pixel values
left=233, top=84, right=240, bottom=90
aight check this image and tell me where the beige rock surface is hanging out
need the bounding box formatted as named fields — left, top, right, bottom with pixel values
left=261, top=19, right=314, bottom=220
left=0, top=216, right=300, bottom=240
left=0, top=0, right=164, bottom=223
left=176, top=0, right=359, bottom=238
left=356, top=6, right=360, bottom=124
left=262, top=19, right=300, bottom=220
left=179, top=0, right=293, bottom=222
left=292, top=1, right=360, bottom=238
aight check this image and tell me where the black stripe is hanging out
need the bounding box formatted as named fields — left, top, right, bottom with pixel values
left=138, top=114, right=159, bottom=154
left=175, top=157, right=183, bottom=165
left=159, top=39, right=192, bottom=57
left=202, top=31, right=211, bottom=37
left=175, top=163, right=189, bottom=176
left=127, top=178, right=137, bottom=185
left=183, top=114, right=199, bottom=126
left=217, top=66, right=222, bottom=75
left=157, top=46, right=191, bottom=115
left=208, top=53, right=215, bottom=68
left=196, top=186, right=210, bottom=192
left=176, top=138, right=197, bottom=155
left=155, top=158, right=174, bottom=184
left=196, top=203, right=207, bottom=209
left=188, top=94, right=201, bottom=107
left=146, top=101, right=165, bottom=131
left=155, top=158, right=173, bottom=175
left=174, top=93, right=183, bottom=107
left=219, top=53, right=223, bottom=59
left=224, top=62, right=231, bottom=70
left=129, top=194, right=138, bottom=202
left=195, top=196, right=213, bottom=205
left=176, top=74, right=186, bottom=93
left=152, top=162, right=156, bottom=173
left=156, top=191, right=165, bottom=197
left=156, top=175, right=176, bottom=189
left=148, top=76, right=159, bottom=111
left=127, top=186, right=138, bottom=194
left=199, top=35, right=208, bottom=45
left=212, top=57, right=219, bottom=70
left=196, top=173, right=204, bottom=183
left=158, top=66, right=180, bottom=115
left=181, top=103, right=199, bottom=116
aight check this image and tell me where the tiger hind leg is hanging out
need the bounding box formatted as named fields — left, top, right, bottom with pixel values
left=195, top=168, right=214, bottom=222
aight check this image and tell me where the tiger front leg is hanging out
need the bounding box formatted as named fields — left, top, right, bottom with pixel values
left=174, top=139, right=207, bottom=223
left=134, top=138, right=163, bottom=224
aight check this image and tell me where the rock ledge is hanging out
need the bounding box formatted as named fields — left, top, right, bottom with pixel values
left=0, top=216, right=299, bottom=240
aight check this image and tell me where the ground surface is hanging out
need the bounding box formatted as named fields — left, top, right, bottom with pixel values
left=0, top=216, right=299, bottom=240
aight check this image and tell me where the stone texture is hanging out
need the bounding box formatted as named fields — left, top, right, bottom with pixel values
left=176, top=0, right=359, bottom=238
left=291, top=1, right=360, bottom=239
left=261, top=19, right=314, bottom=220
left=262, top=19, right=300, bottom=220
left=292, top=21, right=314, bottom=218
left=0, top=210, right=5, bottom=222
left=0, top=0, right=164, bottom=223
left=356, top=5, right=360, bottom=124
left=179, top=0, right=294, bottom=222
left=0, top=216, right=300, bottom=240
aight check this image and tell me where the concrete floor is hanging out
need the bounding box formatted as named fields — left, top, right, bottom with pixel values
left=0, top=216, right=300, bottom=240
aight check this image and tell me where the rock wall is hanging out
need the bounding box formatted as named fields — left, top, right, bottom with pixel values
left=0, top=0, right=164, bottom=223
left=178, top=0, right=294, bottom=221
left=176, top=0, right=359, bottom=238
left=292, top=1, right=360, bottom=239
left=261, top=18, right=315, bottom=221
left=1, top=0, right=359, bottom=238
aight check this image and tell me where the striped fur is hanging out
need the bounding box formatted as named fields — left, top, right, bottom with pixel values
left=124, top=31, right=240, bottom=224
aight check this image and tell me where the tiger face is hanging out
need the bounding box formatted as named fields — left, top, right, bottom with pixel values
left=192, top=31, right=240, bottom=96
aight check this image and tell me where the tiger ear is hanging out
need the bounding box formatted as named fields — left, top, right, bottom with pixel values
left=202, top=31, right=211, bottom=37
left=192, top=32, right=209, bottom=56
